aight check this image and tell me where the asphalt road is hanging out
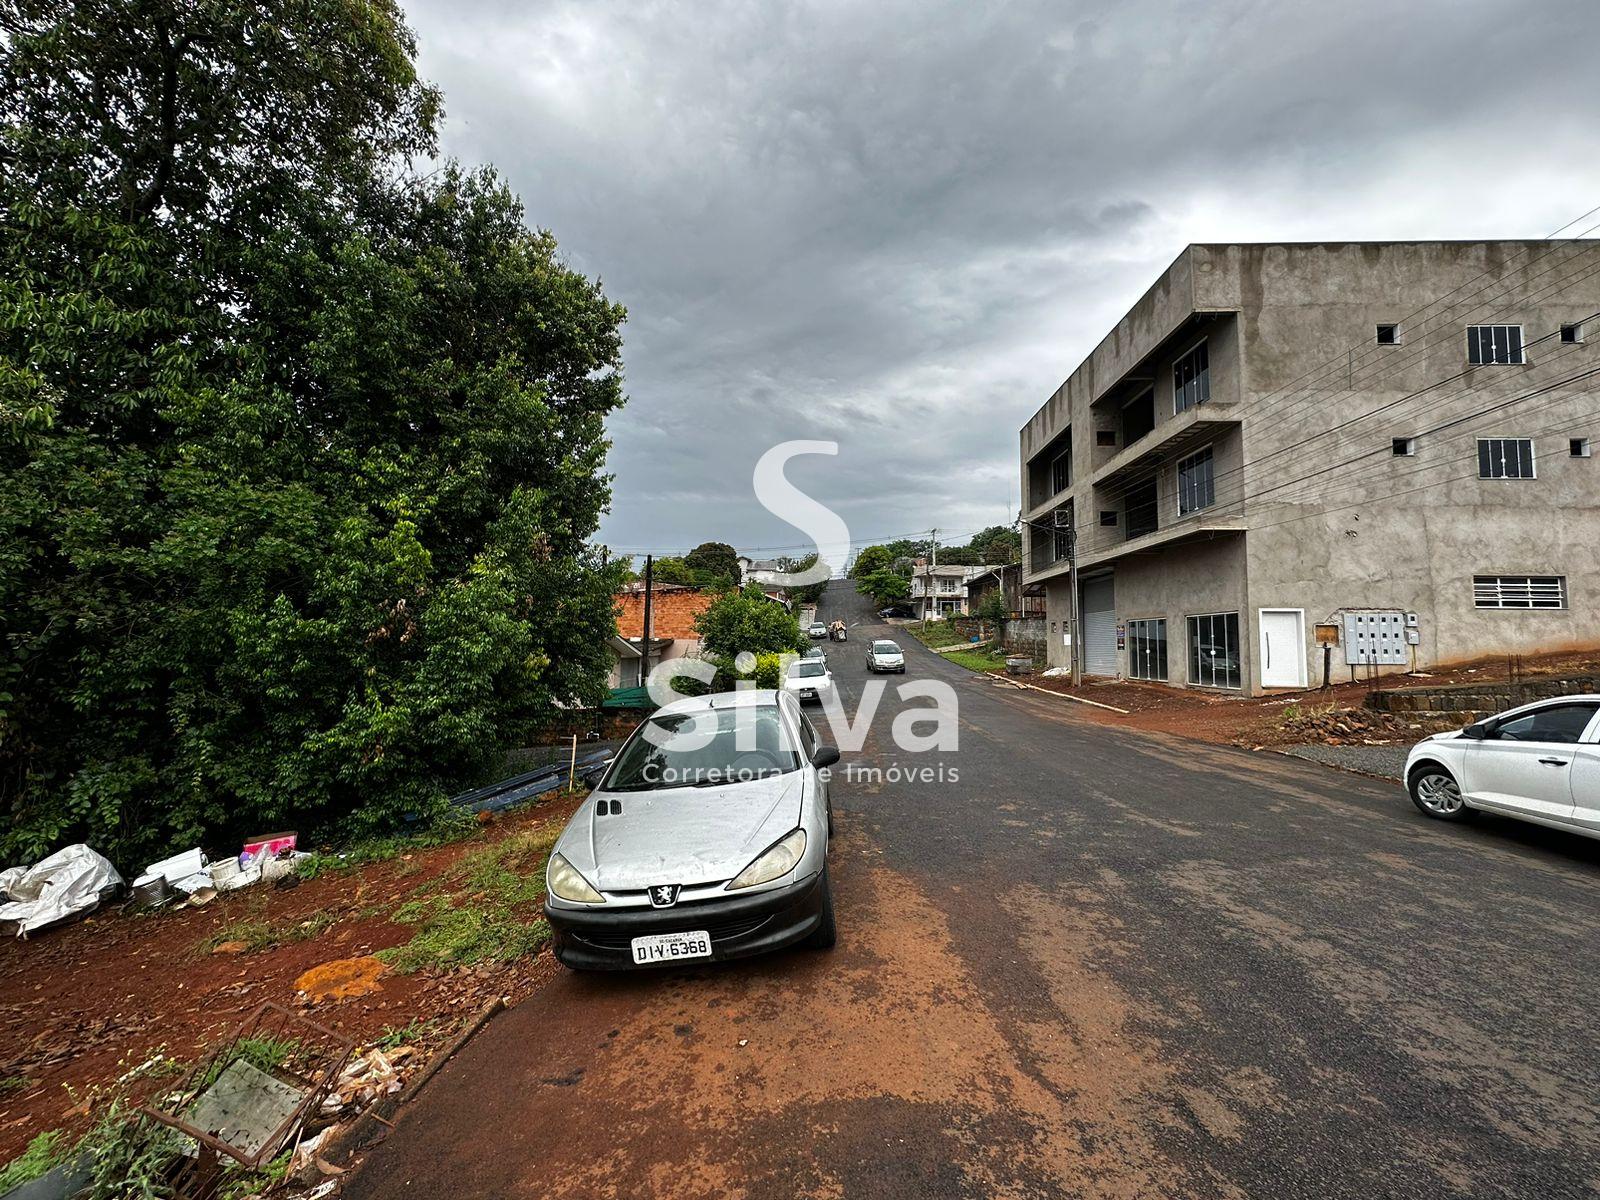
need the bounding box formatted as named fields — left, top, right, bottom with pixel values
left=348, top=579, right=1600, bottom=1199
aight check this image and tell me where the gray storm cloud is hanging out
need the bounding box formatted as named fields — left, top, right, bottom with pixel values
left=403, top=0, right=1600, bottom=558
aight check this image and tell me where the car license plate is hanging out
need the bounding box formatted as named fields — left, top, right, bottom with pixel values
left=631, top=930, right=712, bottom=965
left=800, top=688, right=816, bottom=699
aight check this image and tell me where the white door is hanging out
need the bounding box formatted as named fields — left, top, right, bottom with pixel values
left=1462, top=700, right=1597, bottom=820
left=1081, top=577, right=1117, bottom=677
left=1257, top=609, right=1305, bottom=688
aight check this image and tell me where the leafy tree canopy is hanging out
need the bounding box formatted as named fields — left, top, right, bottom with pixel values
left=856, top=571, right=911, bottom=607
left=0, top=0, right=626, bottom=863
left=694, top=587, right=805, bottom=662
left=683, top=541, right=740, bottom=588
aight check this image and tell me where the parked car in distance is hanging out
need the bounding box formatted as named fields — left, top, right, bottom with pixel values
left=542, top=690, right=839, bottom=969
left=878, top=604, right=915, bottom=619
left=807, top=621, right=828, bottom=639
left=1404, top=695, right=1600, bottom=839
left=866, top=639, right=905, bottom=673
left=783, top=659, right=835, bottom=705
left=801, top=645, right=826, bottom=662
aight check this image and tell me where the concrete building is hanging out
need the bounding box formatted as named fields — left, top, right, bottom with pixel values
left=1019, top=241, right=1600, bottom=695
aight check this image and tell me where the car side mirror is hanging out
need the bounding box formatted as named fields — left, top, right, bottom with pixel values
left=1461, top=722, right=1487, bottom=740
left=812, top=745, right=841, bottom=769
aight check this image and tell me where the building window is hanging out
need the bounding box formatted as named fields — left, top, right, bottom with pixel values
left=1098, top=510, right=1118, bottom=527
left=1177, top=446, right=1215, bottom=514
left=1561, top=323, right=1583, bottom=344
left=1053, top=524, right=1073, bottom=561
left=1467, top=324, right=1525, bottom=365
left=1392, top=437, right=1416, bottom=457
left=1477, top=437, right=1535, bottom=479
left=1187, top=612, right=1241, bottom=689
left=1050, top=450, right=1071, bottom=495
left=1474, top=575, right=1566, bottom=610
left=1573, top=438, right=1592, bottom=458
left=1095, top=429, right=1117, bottom=447
left=1173, top=342, right=1210, bottom=413
left=1376, top=324, right=1399, bottom=345
left=1127, top=619, right=1168, bottom=681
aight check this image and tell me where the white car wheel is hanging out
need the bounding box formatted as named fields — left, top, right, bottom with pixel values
left=1409, top=765, right=1470, bottom=821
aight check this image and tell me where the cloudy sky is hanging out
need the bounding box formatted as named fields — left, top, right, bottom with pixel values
left=404, top=0, right=1600, bottom=565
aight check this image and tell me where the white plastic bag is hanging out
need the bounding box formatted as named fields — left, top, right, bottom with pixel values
left=0, top=845, right=125, bottom=937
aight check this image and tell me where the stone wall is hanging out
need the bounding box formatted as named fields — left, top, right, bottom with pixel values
left=1370, top=675, right=1600, bottom=714
left=1003, top=616, right=1047, bottom=660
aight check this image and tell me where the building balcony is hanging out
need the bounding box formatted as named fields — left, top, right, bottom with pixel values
left=1090, top=405, right=1241, bottom=492
left=1076, top=496, right=1246, bottom=570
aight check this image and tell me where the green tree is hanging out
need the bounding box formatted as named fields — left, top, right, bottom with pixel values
left=0, top=0, right=626, bottom=862
left=936, top=546, right=981, bottom=566
left=849, top=545, right=893, bottom=578
left=969, top=525, right=1022, bottom=564
left=856, top=570, right=911, bottom=607
left=778, top=552, right=828, bottom=607
left=683, top=541, right=740, bottom=588
left=648, top=557, right=697, bottom=586
left=695, top=586, right=805, bottom=662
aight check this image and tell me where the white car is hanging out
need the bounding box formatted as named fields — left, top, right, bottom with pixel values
left=1404, top=695, right=1600, bottom=838
left=783, top=659, right=835, bottom=705
left=865, top=639, right=905, bottom=673
left=807, top=622, right=827, bottom=639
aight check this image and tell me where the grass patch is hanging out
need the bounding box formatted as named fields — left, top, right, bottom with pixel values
left=376, top=824, right=559, bottom=974
left=295, top=811, right=479, bottom=881
left=903, top=618, right=965, bottom=648
left=941, top=647, right=1008, bottom=673
left=0, top=1130, right=72, bottom=1193
left=198, top=1035, right=302, bottom=1090
left=0, top=1075, right=29, bottom=1097
left=197, top=909, right=337, bottom=955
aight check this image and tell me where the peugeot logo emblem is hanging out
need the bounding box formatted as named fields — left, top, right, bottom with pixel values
left=648, top=884, right=680, bottom=908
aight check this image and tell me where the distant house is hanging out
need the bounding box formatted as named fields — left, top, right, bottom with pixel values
left=908, top=562, right=988, bottom=619
left=964, top=564, right=1045, bottom=618
left=738, top=556, right=787, bottom=588
left=608, top=583, right=715, bottom=688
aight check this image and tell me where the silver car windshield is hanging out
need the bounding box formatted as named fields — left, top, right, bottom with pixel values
left=793, top=662, right=826, bottom=678
left=873, top=641, right=900, bottom=653
left=605, top=705, right=802, bottom=791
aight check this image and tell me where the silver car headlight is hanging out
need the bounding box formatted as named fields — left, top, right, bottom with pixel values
left=547, top=852, right=604, bottom=904
left=727, top=829, right=807, bottom=891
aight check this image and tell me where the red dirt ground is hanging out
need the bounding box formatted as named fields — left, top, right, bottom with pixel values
left=0, top=793, right=582, bottom=1164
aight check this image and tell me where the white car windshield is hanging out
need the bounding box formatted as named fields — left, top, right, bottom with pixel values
left=873, top=641, right=900, bottom=653
left=604, top=705, right=801, bottom=791
left=793, top=662, right=827, bottom=678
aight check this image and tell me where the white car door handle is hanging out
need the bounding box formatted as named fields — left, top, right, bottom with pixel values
left=1538, top=757, right=1569, bottom=766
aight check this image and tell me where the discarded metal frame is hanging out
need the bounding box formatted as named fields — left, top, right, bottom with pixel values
left=140, top=1001, right=354, bottom=1173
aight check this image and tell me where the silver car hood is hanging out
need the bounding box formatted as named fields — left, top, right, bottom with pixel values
left=567, top=772, right=806, bottom=890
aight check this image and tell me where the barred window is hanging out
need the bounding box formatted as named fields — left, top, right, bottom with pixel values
left=1467, top=325, right=1524, bottom=365
left=1477, top=437, right=1535, bottom=479
left=1473, top=575, right=1566, bottom=610
left=1127, top=619, right=1168, bottom=681
left=1173, top=342, right=1210, bottom=413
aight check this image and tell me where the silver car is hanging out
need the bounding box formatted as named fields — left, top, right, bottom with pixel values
left=543, top=690, right=839, bottom=969
left=866, top=639, right=905, bottom=673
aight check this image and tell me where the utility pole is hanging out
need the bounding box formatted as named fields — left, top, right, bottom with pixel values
left=640, top=554, right=654, bottom=685
left=1068, top=528, right=1081, bottom=688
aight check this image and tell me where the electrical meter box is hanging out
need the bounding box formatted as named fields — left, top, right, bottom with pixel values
left=1342, top=610, right=1408, bottom=665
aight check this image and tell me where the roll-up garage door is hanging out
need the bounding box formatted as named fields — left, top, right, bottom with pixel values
left=1081, top=576, right=1117, bottom=677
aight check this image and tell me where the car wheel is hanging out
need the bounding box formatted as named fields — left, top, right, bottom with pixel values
left=1409, top=763, right=1471, bottom=821
left=805, top=868, right=837, bottom=950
